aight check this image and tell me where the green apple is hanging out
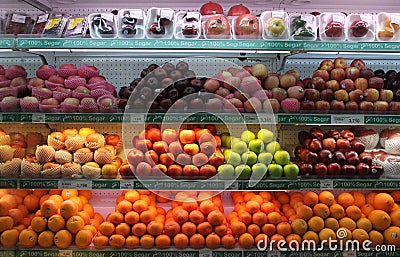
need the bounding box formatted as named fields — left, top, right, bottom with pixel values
left=223, top=149, right=232, bottom=161
left=268, top=17, right=286, bottom=36
left=257, top=152, right=273, bottom=165
left=249, top=139, right=264, bottom=154
left=257, top=129, right=275, bottom=143
left=241, top=130, right=255, bottom=143
left=268, top=163, right=283, bottom=178
left=226, top=151, right=242, bottom=167
left=235, top=164, right=251, bottom=180
left=227, top=137, right=241, bottom=149
left=284, top=163, right=299, bottom=179
left=220, top=133, right=230, bottom=147
left=266, top=141, right=281, bottom=154
left=251, top=163, right=268, bottom=180
left=241, top=151, right=257, bottom=166
left=232, top=141, right=248, bottom=154
left=218, top=164, right=235, bottom=179
left=274, top=150, right=290, bottom=165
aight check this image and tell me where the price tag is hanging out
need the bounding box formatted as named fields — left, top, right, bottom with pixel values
left=360, top=14, right=373, bottom=24
left=391, top=15, right=400, bottom=25
left=342, top=251, right=357, bottom=257
left=59, top=250, right=73, bottom=257
left=186, top=12, right=200, bottom=21
left=269, top=250, right=281, bottom=257
left=37, top=13, right=49, bottom=23
left=130, top=114, right=145, bottom=123
left=58, top=180, right=92, bottom=189
left=258, top=114, right=275, bottom=124
left=101, top=13, right=114, bottom=22
left=45, top=18, right=62, bottom=30
left=300, top=15, right=313, bottom=24
left=68, top=17, right=84, bottom=30
left=12, top=14, right=27, bottom=23
left=272, top=11, right=286, bottom=19
left=120, top=180, right=134, bottom=189
left=320, top=179, right=333, bottom=189
left=160, top=9, right=174, bottom=21
left=332, top=115, right=364, bottom=124
left=333, top=14, right=345, bottom=23
left=32, top=113, right=45, bottom=123
left=130, top=10, right=144, bottom=19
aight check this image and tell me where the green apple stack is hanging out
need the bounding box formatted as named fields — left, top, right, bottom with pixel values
left=218, top=129, right=299, bottom=180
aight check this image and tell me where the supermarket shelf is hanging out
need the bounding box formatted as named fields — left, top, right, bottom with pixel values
left=0, top=248, right=393, bottom=257
left=1, top=113, right=399, bottom=125
left=10, top=178, right=400, bottom=190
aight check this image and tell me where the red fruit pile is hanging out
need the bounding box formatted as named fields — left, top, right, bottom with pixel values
left=125, top=124, right=224, bottom=179
left=294, top=127, right=383, bottom=178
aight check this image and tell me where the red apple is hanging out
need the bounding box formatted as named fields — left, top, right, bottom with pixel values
left=337, top=138, right=351, bottom=152
left=334, top=58, right=347, bottom=69
left=325, top=80, right=340, bottom=91
left=330, top=68, right=346, bottom=82
left=354, top=77, right=368, bottom=91
left=322, top=138, right=336, bottom=152
left=227, top=3, right=250, bottom=16
left=327, top=162, right=341, bottom=176
left=234, top=14, right=260, bottom=37
left=319, top=59, right=334, bottom=72
left=345, top=67, right=360, bottom=80
left=200, top=1, right=224, bottom=15
left=314, top=163, right=328, bottom=177
left=308, top=139, right=323, bottom=152
left=350, top=59, right=366, bottom=70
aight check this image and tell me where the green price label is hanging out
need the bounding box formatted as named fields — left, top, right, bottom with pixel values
left=20, top=180, right=58, bottom=189
left=92, top=180, right=120, bottom=189
left=277, top=114, right=331, bottom=124
left=212, top=251, right=242, bottom=257
left=364, top=115, right=400, bottom=124
left=0, top=250, right=15, bottom=257
left=0, top=39, right=14, bottom=48
left=240, top=180, right=298, bottom=190
left=297, top=180, right=320, bottom=189
left=0, top=180, right=17, bottom=188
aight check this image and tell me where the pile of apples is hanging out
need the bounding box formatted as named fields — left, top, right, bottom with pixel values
left=125, top=124, right=223, bottom=179
left=218, top=128, right=299, bottom=180
left=294, top=127, right=383, bottom=178
left=0, top=64, right=120, bottom=113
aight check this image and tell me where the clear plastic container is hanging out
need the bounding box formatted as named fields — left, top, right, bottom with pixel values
left=261, top=11, right=289, bottom=40
left=319, top=12, right=346, bottom=41
left=64, top=15, right=88, bottom=38
left=346, top=13, right=375, bottom=41
left=5, top=13, right=32, bottom=35
left=232, top=14, right=261, bottom=40
left=31, top=13, right=49, bottom=35
left=117, top=9, right=146, bottom=39
left=88, top=13, right=117, bottom=39
left=376, top=12, right=400, bottom=42
left=202, top=14, right=232, bottom=39
left=174, top=11, right=201, bottom=39
left=289, top=13, right=317, bottom=41
left=145, top=8, right=174, bottom=39
left=42, top=13, right=68, bottom=37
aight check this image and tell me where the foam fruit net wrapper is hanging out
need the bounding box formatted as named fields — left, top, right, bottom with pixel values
left=85, top=136, right=105, bottom=150
left=13, top=148, right=26, bottom=159
left=82, top=164, right=101, bottom=179
left=21, top=159, right=42, bottom=178
left=356, top=134, right=379, bottom=150
left=57, top=68, right=78, bottom=79
left=94, top=150, right=115, bottom=165
left=73, top=150, right=93, bottom=164
left=54, top=150, right=73, bottom=164
left=61, top=163, right=82, bottom=178
left=47, top=136, right=65, bottom=151
left=65, top=136, right=85, bottom=152
left=20, top=98, right=40, bottom=112
left=36, top=67, right=57, bottom=80
left=0, top=145, right=15, bottom=162
left=0, top=98, right=20, bottom=112
left=41, top=164, right=61, bottom=178
left=0, top=135, right=11, bottom=146
left=385, top=138, right=400, bottom=155
left=0, top=158, right=22, bottom=178
left=35, top=145, right=56, bottom=163
left=53, top=88, right=72, bottom=102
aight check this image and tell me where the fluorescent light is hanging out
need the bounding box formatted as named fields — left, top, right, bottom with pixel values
left=0, top=49, right=13, bottom=52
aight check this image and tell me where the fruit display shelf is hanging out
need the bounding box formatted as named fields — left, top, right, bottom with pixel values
left=0, top=113, right=398, bottom=125
left=0, top=178, right=396, bottom=190
left=2, top=38, right=399, bottom=53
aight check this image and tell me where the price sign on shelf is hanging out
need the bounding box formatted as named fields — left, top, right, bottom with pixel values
left=58, top=180, right=92, bottom=189
left=120, top=180, right=134, bottom=189
left=332, top=115, right=364, bottom=124
left=342, top=251, right=357, bottom=257
left=59, top=250, right=73, bottom=257
left=320, top=179, right=333, bottom=190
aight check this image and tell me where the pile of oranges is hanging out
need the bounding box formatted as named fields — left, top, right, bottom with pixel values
left=228, top=190, right=400, bottom=249
left=0, top=189, right=102, bottom=249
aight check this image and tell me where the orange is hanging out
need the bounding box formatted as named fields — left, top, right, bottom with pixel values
left=115, top=223, right=130, bottom=237
left=61, top=189, right=79, bottom=200
left=47, top=214, right=65, bottom=232
left=75, top=229, right=93, bottom=248
left=214, top=224, right=227, bottom=237
left=48, top=194, right=64, bottom=209
left=352, top=191, right=366, bottom=208
left=116, top=200, right=132, bottom=214
left=277, top=222, right=292, bottom=236
left=308, top=216, right=324, bottom=233
left=0, top=229, right=19, bottom=248
left=368, top=210, right=391, bottom=231
left=69, top=196, right=83, bottom=211
left=357, top=218, right=373, bottom=232
left=8, top=208, right=23, bottom=224
left=23, top=194, right=40, bottom=212
left=109, top=234, right=125, bottom=249
left=182, top=198, right=198, bottom=212
left=77, top=211, right=90, bottom=225
left=107, top=212, right=124, bottom=225
left=270, top=234, right=285, bottom=248
left=189, top=210, right=205, bottom=224
left=339, top=217, right=357, bottom=231
left=319, top=228, right=336, bottom=243
left=261, top=202, right=275, bottom=214
left=93, top=235, right=109, bottom=249
left=139, top=235, right=154, bottom=249
left=313, top=203, right=330, bottom=219
left=252, top=211, right=268, bottom=226
left=0, top=217, right=13, bottom=233
left=155, top=234, right=171, bottom=249
left=373, top=193, right=394, bottom=212
left=31, top=216, right=47, bottom=233
left=199, top=200, right=215, bottom=215
left=319, top=191, right=335, bottom=206
left=286, top=234, right=302, bottom=245
left=221, top=234, right=236, bottom=249
left=1, top=194, right=17, bottom=209
left=173, top=233, right=189, bottom=249
left=303, top=231, right=319, bottom=244
left=0, top=200, right=10, bottom=216
left=238, top=232, right=254, bottom=249
left=182, top=222, right=197, bottom=236
left=346, top=205, right=362, bottom=221
left=366, top=192, right=377, bottom=206
left=207, top=210, right=224, bottom=226
left=19, top=229, right=37, bottom=248
left=164, top=220, right=180, bottom=237
left=325, top=218, right=339, bottom=231
left=205, top=233, right=221, bottom=249
left=78, top=190, right=92, bottom=200
left=303, top=191, right=319, bottom=207
left=40, top=200, right=58, bottom=218
left=391, top=191, right=400, bottom=202
left=361, top=204, right=375, bottom=216
left=352, top=228, right=369, bottom=244
left=190, top=233, right=205, bottom=249
left=337, top=192, right=355, bottom=208
left=197, top=221, right=213, bottom=236
left=82, top=204, right=95, bottom=218
left=267, top=211, right=282, bottom=225
left=125, top=211, right=140, bottom=225
left=140, top=210, right=156, bottom=224
left=132, top=222, right=147, bottom=237
left=83, top=225, right=97, bottom=236
left=66, top=215, right=84, bottom=234
left=99, top=221, right=115, bottom=236
left=60, top=200, right=78, bottom=219
left=277, top=193, right=290, bottom=204
left=369, top=230, right=384, bottom=246
left=125, top=235, right=140, bottom=249
left=147, top=221, right=164, bottom=236
left=247, top=224, right=261, bottom=237
left=245, top=200, right=260, bottom=214
left=238, top=210, right=252, bottom=225
left=390, top=208, right=400, bottom=226
left=296, top=205, right=313, bottom=221
left=173, top=208, right=189, bottom=225
left=290, top=218, right=307, bottom=235
left=329, top=204, right=345, bottom=219
left=132, top=199, right=148, bottom=214
left=37, top=230, right=54, bottom=248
